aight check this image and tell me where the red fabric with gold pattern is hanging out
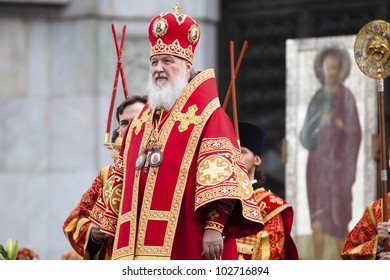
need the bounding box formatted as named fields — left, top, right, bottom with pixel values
left=236, top=188, right=298, bottom=260
left=195, top=135, right=264, bottom=238
left=112, top=69, right=263, bottom=260
left=89, top=157, right=124, bottom=236
left=341, top=193, right=390, bottom=260
left=62, top=165, right=114, bottom=259
left=148, top=11, right=200, bottom=64
left=205, top=202, right=231, bottom=233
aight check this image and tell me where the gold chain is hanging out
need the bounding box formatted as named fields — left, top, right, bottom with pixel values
left=148, top=109, right=169, bottom=146
left=136, top=109, right=168, bottom=175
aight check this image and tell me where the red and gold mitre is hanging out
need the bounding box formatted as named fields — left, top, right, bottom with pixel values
left=148, top=6, right=201, bottom=64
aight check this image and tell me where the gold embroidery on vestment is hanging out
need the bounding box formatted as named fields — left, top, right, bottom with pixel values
left=237, top=166, right=252, bottom=200
left=131, top=108, right=152, bottom=135
left=195, top=135, right=262, bottom=221
left=208, top=209, right=219, bottom=220
left=269, top=195, right=284, bottom=205
left=197, top=155, right=232, bottom=185
left=259, top=201, right=267, bottom=217
left=173, top=104, right=203, bottom=132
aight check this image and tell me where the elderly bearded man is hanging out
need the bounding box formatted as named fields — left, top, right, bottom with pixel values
left=111, top=9, right=264, bottom=260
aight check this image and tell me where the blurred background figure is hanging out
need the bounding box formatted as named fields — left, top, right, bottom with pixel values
left=16, top=247, right=40, bottom=260
left=300, top=46, right=361, bottom=259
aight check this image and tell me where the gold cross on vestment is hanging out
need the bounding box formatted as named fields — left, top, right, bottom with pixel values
left=208, top=209, right=220, bottom=221
left=131, top=108, right=152, bottom=135
left=172, top=4, right=181, bottom=13
left=173, top=105, right=203, bottom=132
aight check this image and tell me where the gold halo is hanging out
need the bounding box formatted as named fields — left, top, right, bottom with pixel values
left=354, top=20, right=390, bottom=79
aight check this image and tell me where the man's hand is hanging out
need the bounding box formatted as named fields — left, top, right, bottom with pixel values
left=334, top=117, right=344, bottom=130
left=377, top=221, right=390, bottom=247
left=201, top=228, right=224, bottom=260
left=320, top=111, right=333, bottom=126
left=377, top=251, right=390, bottom=260
left=91, top=223, right=109, bottom=243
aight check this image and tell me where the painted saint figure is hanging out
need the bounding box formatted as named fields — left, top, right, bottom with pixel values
left=300, top=46, right=361, bottom=259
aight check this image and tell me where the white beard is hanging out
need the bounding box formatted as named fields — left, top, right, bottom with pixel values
left=147, top=65, right=189, bottom=110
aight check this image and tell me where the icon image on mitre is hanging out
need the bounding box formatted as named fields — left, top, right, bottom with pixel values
left=188, top=24, right=200, bottom=44
left=152, top=18, right=168, bottom=38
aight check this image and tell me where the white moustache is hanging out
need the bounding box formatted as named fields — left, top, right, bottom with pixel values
left=154, top=73, right=168, bottom=79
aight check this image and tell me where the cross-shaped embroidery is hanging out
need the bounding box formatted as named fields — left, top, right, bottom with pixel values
left=208, top=209, right=219, bottom=220
left=173, top=105, right=203, bottom=132
left=131, top=108, right=151, bottom=135
left=269, top=195, right=284, bottom=205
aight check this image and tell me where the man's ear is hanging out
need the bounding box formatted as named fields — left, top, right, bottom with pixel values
left=254, top=155, right=262, bottom=167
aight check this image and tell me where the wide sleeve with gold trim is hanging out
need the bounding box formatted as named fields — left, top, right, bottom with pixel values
left=63, top=166, right=110, bottom=257
left=194, top=108, right=264, bottom=238
left=341, top=197, right=384, bottom=260
left=254, top=212, right=289, bottom=259
left=89, top=156, right=124, bottom=236
left=236, top=189, right=298, bottom=260
left=256, top=190, right=298, bottom=260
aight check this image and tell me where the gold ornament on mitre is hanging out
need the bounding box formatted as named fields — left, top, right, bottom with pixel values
left=354, top=20, right=390, bottom=79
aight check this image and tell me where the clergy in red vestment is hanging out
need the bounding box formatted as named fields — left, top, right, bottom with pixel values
left=62, top=97, right=147, bottom=259
left=111, top=8, right=264, bottom=260
left=236, top=122, right=299, bottom=260
left=342, top=141, right=390, bottom=260
left=341, top=192, right=390, bottom=260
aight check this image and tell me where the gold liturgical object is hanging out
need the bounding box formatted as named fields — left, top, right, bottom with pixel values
left=354, top=20, right=390, bottom=234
